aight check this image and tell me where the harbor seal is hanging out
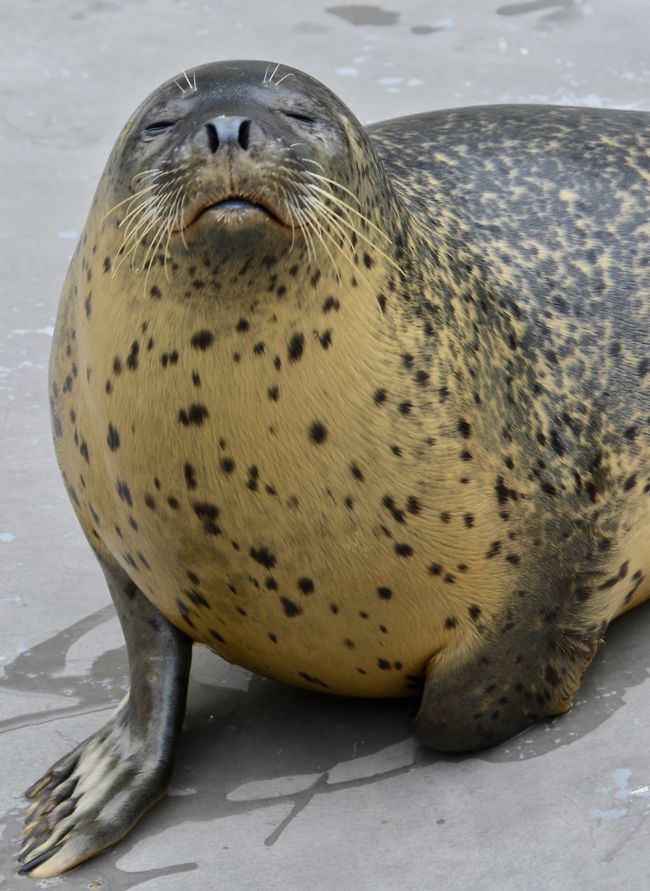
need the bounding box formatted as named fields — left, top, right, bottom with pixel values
left=20, top=60, right=650, bottom=876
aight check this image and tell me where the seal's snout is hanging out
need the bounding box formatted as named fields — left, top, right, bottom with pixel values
left=204, top=115, right=252, bottom=154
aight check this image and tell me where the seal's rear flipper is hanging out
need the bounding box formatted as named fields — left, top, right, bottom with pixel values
left=411, top=618, right=605, bottom=754
left=18, top=561, right=193, bottom=878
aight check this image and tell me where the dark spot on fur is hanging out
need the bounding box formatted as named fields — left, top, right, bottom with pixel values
left=116, top=480, right=133, bottom=507
left=107, top=423, right=120, bottom=451
left=624, top=473, right=637, bottom=491
left=288, top=332, right=305, bottom=362
left=184, top=463, right=197, bottom=490
left=126, top=341, right=139, bottom=371
left=545, top=665, right=560, bottom=686
left=179, top=404, right=209, bottom=426
left=250, top=546, right=276, bottom=569
left=406, top=496, right=421, bottom=514
left=309, top=421, right=328, bottom=444
left=281, top=596, right=302, bottom=617
left=193, top=502, right=221, bottom=535
left=191, top=330, right=214, bottom=350
left=322, top=296, right=340, bottom=313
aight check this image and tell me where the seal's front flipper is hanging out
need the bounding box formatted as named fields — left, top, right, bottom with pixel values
left=18, top=563, right=193, bottom=878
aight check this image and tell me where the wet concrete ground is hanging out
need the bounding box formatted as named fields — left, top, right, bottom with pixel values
left=2, top=1, right=650, bottom=888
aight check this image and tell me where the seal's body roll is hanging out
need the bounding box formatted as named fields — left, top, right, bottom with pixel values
left=20, top=61, right=650, bottom=876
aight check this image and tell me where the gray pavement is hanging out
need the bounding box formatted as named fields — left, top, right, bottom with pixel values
left=1, top=1, right=650, bottom=889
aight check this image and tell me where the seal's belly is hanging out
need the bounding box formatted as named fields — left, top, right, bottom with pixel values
left=59, top=302, right=459, bottom=698
left=101, top=458, right=445, bottom=698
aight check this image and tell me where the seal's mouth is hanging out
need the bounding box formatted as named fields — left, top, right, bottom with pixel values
left=183, top=196, right=288, bottom=230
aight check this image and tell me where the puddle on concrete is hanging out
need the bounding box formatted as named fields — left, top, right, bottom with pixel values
left=0, top=604, right=124, bottom=735
left=325, top=4, right=399, bottom=27
left=1, top=595, right=647, bottom=885
left=496, top=0, right=584, bottom=26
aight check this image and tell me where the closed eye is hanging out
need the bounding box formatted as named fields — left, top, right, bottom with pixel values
left=282, top=111, right=317, bottom=125
left=143, top=120, right=177, bottom=136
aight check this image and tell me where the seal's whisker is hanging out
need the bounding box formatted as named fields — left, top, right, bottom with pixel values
left=291, top=180, right=379, bottom=291
left=118, top=194, right=161, bottom=230
left=298, top=192, right=346, bottom=283
left=277, top=184, right=297, bottom=252
left=114, top=168, right=190, bottom=278
left=102, top=184, right=159, bottom=223
left=114, top=203, right=157, bottom=266
left=177, top=193, right=189, bottom=250
left=131, top=168, right=165, bottom=184
left=301, top=199, right=343, bottom=283
left=305, top=192, right=356, bottom=257
left=142, top=211, right=173, bottom=296
left=299, top=157, right=327, bottom=173
left=163, top=185, right=186, bottom=279
left=104, top=166, right=181, bottom=225
left=276, top=72, right=295, bottom=86
left=302, top=175, right=392, bottom=241
left=289, top=202, right=315, bottom=266
left=263, top=64, right=270, bottom=85
left=269, top=62, right=281, bottom=85
left=303, top=170, right=363, bottom=207
left=181, top=68, right=194, bottom=92
left=272, top=164, right=381, bottom=274
left=300, top=182, right=401, bottom=271
left=114, top=203, right=166, bottom=276
left=120, top=197, right=162, bottom=246
left=142, top=190, right=178, bottom=266
left=314, top=202, right=359, bottom=262
left=120, top=169, right=186, bottom=233
left=308, top=195, right=375, bottom=290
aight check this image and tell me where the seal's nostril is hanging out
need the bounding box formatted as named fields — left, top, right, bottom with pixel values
left=205, top=122, right=219, bottom=153
left=238, top=120, right=251, bottom=151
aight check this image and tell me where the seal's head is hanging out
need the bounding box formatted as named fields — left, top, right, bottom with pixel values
left=101, top=60, right=397, bottom=287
